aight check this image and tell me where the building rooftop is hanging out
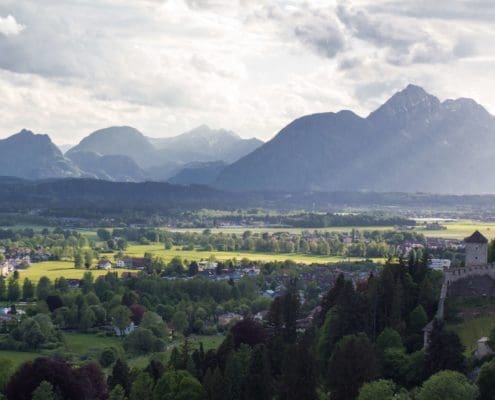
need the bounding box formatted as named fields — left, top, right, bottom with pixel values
left=464, top=230, right=488, bottom=244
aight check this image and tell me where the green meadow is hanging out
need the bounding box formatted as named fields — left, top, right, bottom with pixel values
left=17, top=261, right=136, bottom=282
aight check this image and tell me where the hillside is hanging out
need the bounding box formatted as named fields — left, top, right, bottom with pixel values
left=0, top=130, right=83, bottom=179
left=215, top=85, right=495, bottom=193
left=66, top=126, right=160, bottom=168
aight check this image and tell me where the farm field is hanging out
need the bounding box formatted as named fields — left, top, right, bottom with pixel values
left=418, top=220, right=495, bottom=240
left=17, top=261, right=136, bottom=282
left=169, top=220, right=495, bottom=240
left=125, top=244, right=382, bottom=264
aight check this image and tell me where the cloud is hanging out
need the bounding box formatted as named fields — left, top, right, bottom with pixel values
left=0, top=0, right=494, bottom=144
left=0, top=14, right=24, bottom=36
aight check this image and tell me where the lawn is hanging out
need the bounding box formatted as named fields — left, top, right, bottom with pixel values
left=449, top=316, right=495, bottom=355
left=0, top=350, right=41, bottom=367
left=64, top=333, right=123, bottom=354
left=18, top=261, right=136, bottom=282
left=0, top=333, right=225, bottom=370
left=125, top=244, right=382, bottom=265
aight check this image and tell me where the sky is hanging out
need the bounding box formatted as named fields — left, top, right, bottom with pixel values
left=0, top=0, right=494, bottom=144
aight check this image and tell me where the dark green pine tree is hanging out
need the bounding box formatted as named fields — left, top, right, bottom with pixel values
left=326, top=333, right=379, bottom=400
left=108, top=359, right=131, bottom=396
left=278, top=329, right=318, bottom=400
left=243, top=344, right=272, bottom=400
left=317, top=273, right=346, bottom=326
left=424, top=319, right=466, bottom=378
left=168, top=347, right=181, bottom=370
left=0, top=276, right=6, bottom=301
left=203, top=367, right=224, bottom=400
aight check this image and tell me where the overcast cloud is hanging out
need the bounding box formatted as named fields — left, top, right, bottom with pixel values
left=0, top=0, right=494, bottom=144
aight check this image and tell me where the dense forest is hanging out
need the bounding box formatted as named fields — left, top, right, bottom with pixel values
left=3, top=178, right=495, bottom=221
left=2, top=254, right=492, bottom=399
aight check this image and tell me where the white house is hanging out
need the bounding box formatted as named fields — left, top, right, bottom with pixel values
left=98, top=259, right=112, bottom=270
left=198, top=260, right=218, bottom=271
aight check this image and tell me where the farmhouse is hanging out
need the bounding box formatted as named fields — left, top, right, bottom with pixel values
left=117, top=257, right=151, bottom=270
left=98, top=259, right=112, bottom=270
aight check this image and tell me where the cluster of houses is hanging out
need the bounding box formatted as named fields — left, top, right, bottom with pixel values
left=193, top=261, right=261, bottom=282
left=97, top=257, right=152, bottom=271
left=0, top=247, right=35, bottom=278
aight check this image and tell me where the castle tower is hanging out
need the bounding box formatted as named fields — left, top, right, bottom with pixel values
left=464, top=230, right=488, bottom=267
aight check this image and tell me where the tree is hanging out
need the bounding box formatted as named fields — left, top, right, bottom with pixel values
left=477, top=358, right=495, bottom=400
left=129, top=304, right=146, bottom=325
left=32, top=380, right=57, bottom=400
left=21, top=318, right=45, bottom=349
left=99, top=347, right=117, bottom=368
left=36, top=276, right=52, bottom=300
left=153, top=370, right=205, bottom=400
left=376, top=328, right=403, bottom=354
left=111, top=306, right=131, bottom=335
left=278, top=330, right=318, bottom=400
left=408, top=305, right=428, bottom=334
left=172, top=311, right=187, bottom=334
left=358, top=379, right=410, bottom=400
left=22, top=278, right=35, bottom=300
left=97, top=228, right=112, bottom=241
left=81, top=271, right=94, bottom=294
left=124, top=328, right=164, bottom=355
left=108, top=359, right=131, bottom=396
left=79, top=307, right=96, bottom=332
left=141, top=311, right=168, bottom=339
left=188, top=261, right=199, bottom=276
left=202, top=367, right=224, bottom=400
left=74, top=252, right=83, bottom=269
left=6, top=357, right=107, bottom=400
left=0, top=276, right=6, bottom=301
left=7, top=278, right=20, bottom=302
left=130, top=372, right=154, bottom=400
left=84, top=251, right=93, bottom=269
left=424, top=320, right=465, bottom=377
left=244, top=344, right=272, bottom=400
left=417, top=370, right=478, bottom=400
left=109, top=385, right=127, bottom=400
left=230, top=318, right=266, bottom=348
left=327, top=334, right=379, bottom=400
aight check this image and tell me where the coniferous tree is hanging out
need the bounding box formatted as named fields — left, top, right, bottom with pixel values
left=7, top=277, right=20, bottom=302
left=327, top=333, right=379, bottom=400
left=424, top=319, right=465, bottom=378
left=108, top=359, right=131, bottom=396
left=278, top=329, right=318, bottom=400
left=129, top=372, right=154, bottom=400
left=244, top=344, right=272, bottom=400
left=22, top=278, right=35, bottom=300
left=108, top=385, right=127, bottom=400
left=0, top=276, right=6, bottom=301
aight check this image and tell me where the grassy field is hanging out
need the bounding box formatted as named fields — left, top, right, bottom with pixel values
left=417, top=220, right=495, bottom=240
left=0, top=333, right=225, bottom=369
left=0, top=350, right=41, bottom=367
left=18, top=261, right=136, bottom=282
left=169, top=220, right=495, bottom=240
left=125, top=244, right=382, bottom=264
left=449, top=316, right=495, bottom=355
left=64, top=333, right=122, bottom=354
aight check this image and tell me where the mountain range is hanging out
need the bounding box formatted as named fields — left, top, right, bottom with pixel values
left=215, top=84, right=495, bottom=193
left=2, top=84, right=495, bottom=194
left=0, top=125, right=262, bottom=183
